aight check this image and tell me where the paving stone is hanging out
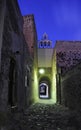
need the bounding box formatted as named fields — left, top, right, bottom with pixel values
left=0, top=103, right=81, bottom=130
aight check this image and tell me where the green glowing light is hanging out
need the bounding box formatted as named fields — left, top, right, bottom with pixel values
left=32, top=66, right=56, bottom=104
left=39, top=69, right=45, bottom=74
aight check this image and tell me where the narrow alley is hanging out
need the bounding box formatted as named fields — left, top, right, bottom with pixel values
left=1, top=1, right=81, bottom=130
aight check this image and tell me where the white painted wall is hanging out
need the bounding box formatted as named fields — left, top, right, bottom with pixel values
left=38, top=48, right=53, bottom=67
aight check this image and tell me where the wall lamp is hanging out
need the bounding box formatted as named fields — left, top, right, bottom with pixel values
left=39, top=68, right=45, bottom=74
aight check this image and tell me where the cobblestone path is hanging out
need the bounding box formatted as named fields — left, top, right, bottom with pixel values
left=1, top=103, right=81, bottom=130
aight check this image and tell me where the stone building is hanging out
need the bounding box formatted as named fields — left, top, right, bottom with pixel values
left=61, top=62, right=81, bottom=110
left=32, top=33, right=57, bottom=104
left=55, top=41, right=81, bottom=74
left=0, top=0, right=31, bottom=113
left=23, top=14, right=38, bottom=57
left=23, top=19, right=57, bottom=105
left=37, top=37, right=81, bottom=109
left=23, top=14, right=38, bottom=105
left=23, top=13, right=81, bottom=111
left=52, top=41, right=81, bottom=110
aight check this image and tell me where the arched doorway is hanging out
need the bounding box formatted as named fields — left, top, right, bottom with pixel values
left=39, top=77, right=51, bottom=99
left=8, top=58, right=17, bottom=107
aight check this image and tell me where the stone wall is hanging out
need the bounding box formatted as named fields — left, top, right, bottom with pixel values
left=23, top=14, right=37, bottom=57
left=0, top=1, right=6, bottom=71
left=0, top=0, right=30, bottom=113
left=55, top=41, right=81, bottom=74
left=60, top=63, right=81, bottom=110
left=54, top=41, right=81, bottom=108
left=23, top=14, right=38, bottom=105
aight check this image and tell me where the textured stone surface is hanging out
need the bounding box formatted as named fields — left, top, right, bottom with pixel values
left=55, top=41, right=81, bottom=74
left=23, top=14, right=37, bottom=56
left=0, top=103, right=80, bottom=130
left=54, top=41, right=81, bottom=110
left=0, top=0, right=31, bottom=113
left=61, top=63, right=81, bottom=110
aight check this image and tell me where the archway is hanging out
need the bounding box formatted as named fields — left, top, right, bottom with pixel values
left=8, top=58, right=17, bottom=107
left=39, top=76, right=51, bottom=99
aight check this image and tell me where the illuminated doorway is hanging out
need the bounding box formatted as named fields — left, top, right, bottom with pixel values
left=39, top=83, right=48, bottom=98
left=39, top=77, right=51, bottom=99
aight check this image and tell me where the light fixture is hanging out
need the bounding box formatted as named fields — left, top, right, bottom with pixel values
left=39, top=69, right=45, bottom=74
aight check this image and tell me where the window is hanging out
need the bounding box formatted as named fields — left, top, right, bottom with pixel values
left=40, top=41, right=43, bottom=46
left=48, top=42, right=50, bottom=46
left=41, top=43, right=43, bottom=46
left=44, top=42, right=46, bottom=46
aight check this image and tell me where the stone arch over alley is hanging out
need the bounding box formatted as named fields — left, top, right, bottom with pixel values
left=39, top=76, right=51, bottom=99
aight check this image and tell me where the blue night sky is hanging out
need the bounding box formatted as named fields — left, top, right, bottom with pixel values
left=18, top=0, right=81, bottom=46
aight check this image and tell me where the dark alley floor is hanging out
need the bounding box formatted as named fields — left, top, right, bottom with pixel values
left=1, top=103, right=81, bottom=130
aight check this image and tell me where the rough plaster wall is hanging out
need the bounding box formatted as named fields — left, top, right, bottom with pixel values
left=0, top=0, right=30, bottom=112
left=0, top=14, right=12, bottom=111
left=38, top=48, right=53, bottom=67
left=23, top=14, right=38, bottom=105
left=9, top=1, right=31, bottom=110
left=54, top=41, right=81, bottom=108
left=0, top=1, right=6, bottom=71
left=11, top=31, right=25, bottom=110
left=51, top=50, right=57, bottom=103
left=61, top=64, right=81, bottom=110
left=11, top=0, right=23, bottom=33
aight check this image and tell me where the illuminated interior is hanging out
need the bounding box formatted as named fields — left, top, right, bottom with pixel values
left=39, top=83, right=49, bottom=98
left=32, top=73, right=56, bottom=104
left=31, top=33, right=57, bottom=104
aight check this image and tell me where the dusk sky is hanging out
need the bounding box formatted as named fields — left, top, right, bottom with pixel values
left=18, top=0, right=81, bottom=46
